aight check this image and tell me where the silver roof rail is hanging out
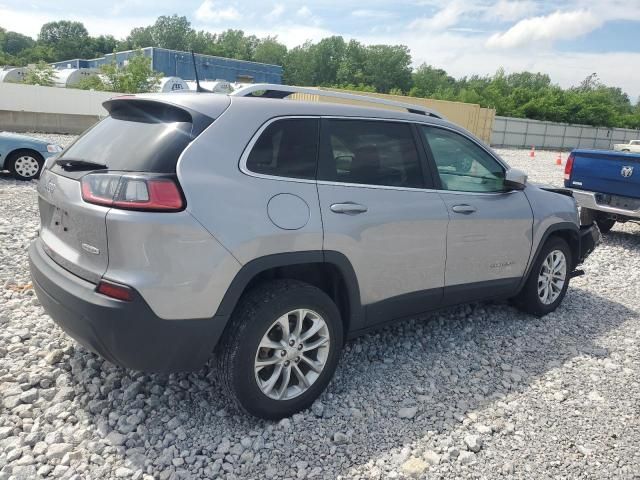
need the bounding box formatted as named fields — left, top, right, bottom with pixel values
left=229, top=83, right=442, bottom=118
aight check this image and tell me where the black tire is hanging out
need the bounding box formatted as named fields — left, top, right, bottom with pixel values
left=216, top=279, right=343, bottom=419
left=595, top=216, right=615, bottom=234
left=514, top=237, right=572, bottom=317
left=7, top=149, right=44, bottom=181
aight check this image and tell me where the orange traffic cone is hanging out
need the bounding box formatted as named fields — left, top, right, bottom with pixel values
left=556, top=153, right=562, bottom=166
left=529, top=146, right=535, bottom=158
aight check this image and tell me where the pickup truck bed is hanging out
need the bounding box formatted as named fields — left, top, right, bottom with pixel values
left=565, top=149, right=640, bottom=232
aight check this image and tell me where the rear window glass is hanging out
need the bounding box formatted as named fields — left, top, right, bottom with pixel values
left=246, top=118, right=319, bottom=179
left=56, top=102, right=194, bottom=174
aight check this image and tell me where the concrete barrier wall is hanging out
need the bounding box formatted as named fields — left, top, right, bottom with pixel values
left=491, top=116, right=640, bottom=150
left=0, top=83, right=113, bottom=133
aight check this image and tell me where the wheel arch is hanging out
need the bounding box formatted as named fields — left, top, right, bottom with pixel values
left=214, top=251, right=364, bottom=337
left=518, top=222, right=580, bottom=293
left=7, top=147, right=45, bottom=162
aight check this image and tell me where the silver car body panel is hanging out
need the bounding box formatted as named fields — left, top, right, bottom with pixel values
left=318, top=183, right=448, bottom=304
left=438, top=190, right=533, bottom=286
left=34, top=92, right=582, bottom=324
left=103, top=209, right=241, bottom=320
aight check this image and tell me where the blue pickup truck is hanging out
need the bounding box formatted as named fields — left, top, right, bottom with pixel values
left=564, top=149, right=640, bottom=232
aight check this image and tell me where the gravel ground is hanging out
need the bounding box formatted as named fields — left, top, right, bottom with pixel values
left=1, top=138, right=639, bottom=480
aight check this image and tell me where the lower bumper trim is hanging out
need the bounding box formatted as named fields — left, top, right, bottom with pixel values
left=29, top=239, right=226, bottom=373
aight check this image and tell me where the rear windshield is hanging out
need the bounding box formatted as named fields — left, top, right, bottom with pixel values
left=55, top=101, right=195, bottom=175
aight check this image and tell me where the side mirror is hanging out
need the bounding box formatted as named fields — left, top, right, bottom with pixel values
left=504, top=168, right=527, bottom=190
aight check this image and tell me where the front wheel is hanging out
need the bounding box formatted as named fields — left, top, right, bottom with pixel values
left=216, top=279, right=343, bottom=419
left=514, top=237, right=572, bottom=317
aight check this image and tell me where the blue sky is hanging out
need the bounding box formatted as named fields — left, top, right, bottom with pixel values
left=1, top=0, right=639, bottom=100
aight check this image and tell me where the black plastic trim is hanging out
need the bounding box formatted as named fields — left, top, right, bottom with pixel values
left=517, top=222, right=580, bottom=293
left=213, top=250, right=365, bottom=332
left=29, top=240, right=224, bottom=373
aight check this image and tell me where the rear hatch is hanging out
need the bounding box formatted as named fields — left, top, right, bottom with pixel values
left=568, top=149, right=640, bottom=199
left=36, top=96, right=219, bottom=283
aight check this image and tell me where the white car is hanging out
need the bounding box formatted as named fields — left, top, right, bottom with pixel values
left=613, top=140, right=640, bottom=153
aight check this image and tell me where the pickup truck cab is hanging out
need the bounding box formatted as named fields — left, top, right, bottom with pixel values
left=565, top=149, right=640, bottom=232
left=614, top=140, right=640, bottom=153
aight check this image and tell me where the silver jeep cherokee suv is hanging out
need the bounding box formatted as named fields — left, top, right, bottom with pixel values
left=29, top=85, right=599, bottom=419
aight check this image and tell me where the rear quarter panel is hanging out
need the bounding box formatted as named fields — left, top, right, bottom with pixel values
left=176, top=100, right=324, bottom=265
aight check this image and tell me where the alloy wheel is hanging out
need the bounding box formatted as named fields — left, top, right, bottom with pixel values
left=254, top=309, right=330, bottom=400
left=537, top=249, right=567, bottom=305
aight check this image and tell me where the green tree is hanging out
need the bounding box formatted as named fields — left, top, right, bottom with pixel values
left=3, top=31, right=35, bottom=56
left=23, top=61, right=56, bottom=86
left=361, top=44, right=412, bottom=93
left=76, top=50, right=161, bottom=93
left=38, top=20, right=92, bottom=61
left=126, top=26, right=154, bottom=48
left=253, top=36, right=287, bottom=65
left=410, top=64, right=456, bottom=98
left=150, top=15, right=193, bottom=51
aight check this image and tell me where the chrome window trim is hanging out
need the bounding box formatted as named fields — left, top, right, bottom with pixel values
left=239, top=115, right=515, bottom=195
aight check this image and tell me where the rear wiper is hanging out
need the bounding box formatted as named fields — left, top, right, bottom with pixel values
left=56, top=159, right=107, bottom=171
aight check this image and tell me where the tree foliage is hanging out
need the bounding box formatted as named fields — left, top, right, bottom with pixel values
left=1, top=15, right=639, bottom=127
left=23, top=61, right=56, bottom=86
left=76, top=50, right=162, bottom=93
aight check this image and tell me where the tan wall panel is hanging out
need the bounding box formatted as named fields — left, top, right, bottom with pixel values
left=290, top=88, right=496, bottom=143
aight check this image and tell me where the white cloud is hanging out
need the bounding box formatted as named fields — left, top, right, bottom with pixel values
left=266, top=4, right=285, bottom=21
left=297, top=6, right=312, bottom=18
left=194, top=0, right=241, bottom=23
left=352, top=9, right=394, bottom=19
left=486, top=9, right=603, bottom=49
left=409, top=1, right=470, bottom=31
left=490, top=0, right=538, bottom=22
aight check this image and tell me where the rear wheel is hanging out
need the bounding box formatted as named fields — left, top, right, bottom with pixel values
left=8, top=150, right=44, bottom=181
left=514, top=237, right=572, bottom=317
left=216, top=279, right=343, bottom=419
left=595, top=215, right=615, bottom=234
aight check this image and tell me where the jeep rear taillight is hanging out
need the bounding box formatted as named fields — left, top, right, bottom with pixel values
left=564, top=153, right=575, bottom=181
left=81, top=173, right=184, bottom=211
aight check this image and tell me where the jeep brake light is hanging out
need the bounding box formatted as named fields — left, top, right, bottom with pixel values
left=564, top=153, right=575, bottom=181
left=81, top=173, right=184, bottom=211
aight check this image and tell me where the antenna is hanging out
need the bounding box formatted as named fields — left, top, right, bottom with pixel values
left=191, top=51, right=210, bottom=93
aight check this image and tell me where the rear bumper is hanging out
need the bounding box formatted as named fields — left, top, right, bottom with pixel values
left=572, top=189, right=640, bottom=220
left=29, top=239, right=226, bottom=373
left=578, top=224, right=600, bottom=264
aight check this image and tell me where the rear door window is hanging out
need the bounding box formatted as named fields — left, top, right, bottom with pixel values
left=318, top=119, right=425, bottom=188
left=246, top=118, right=319, bottom=179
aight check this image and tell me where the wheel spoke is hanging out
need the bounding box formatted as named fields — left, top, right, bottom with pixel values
left=292, top=309, right=305, bottom=338
left=299, top=354, right=323, bottom=373
left=259, top=338, right=284, bottom=350
left=276, top=314, right=290, bottom=339
left=292, top=363, right=310, bottom=388
left=300, top=318, right=324, bottom=342
left=261, top=363, right=284, bottom=395
left=276, top=365, right=292, bottom=399
left=302, top=336, right=329, bottom=352
left=255, top=355, right=281, bottom=370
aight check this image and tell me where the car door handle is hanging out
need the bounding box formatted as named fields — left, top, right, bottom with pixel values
left=451, top=204, right=477, bottom=214
left=330, top=202, right=368, bottom=215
